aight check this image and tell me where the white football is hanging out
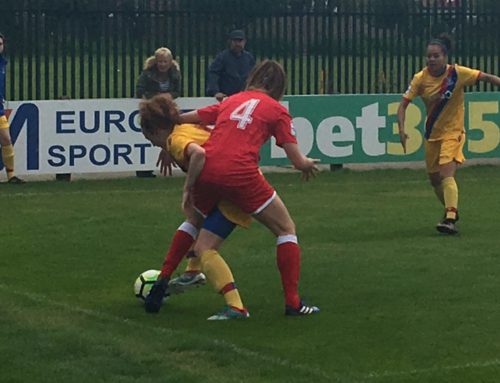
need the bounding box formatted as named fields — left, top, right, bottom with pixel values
left=134, top=269, right=161, bottom=301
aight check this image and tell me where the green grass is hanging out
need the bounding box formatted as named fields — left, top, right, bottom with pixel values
left=1, top=166, right=500, bottom=382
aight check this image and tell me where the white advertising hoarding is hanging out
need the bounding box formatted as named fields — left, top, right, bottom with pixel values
left=4, top=98, right=214, bottom=175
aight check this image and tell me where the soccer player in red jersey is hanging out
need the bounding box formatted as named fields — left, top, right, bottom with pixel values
left=179, top=60, right=320, bottom=318
left=138, top=95, right=252, bottom=319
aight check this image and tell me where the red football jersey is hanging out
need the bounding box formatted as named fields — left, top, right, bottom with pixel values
left=197, top=90, right=297, bottom=182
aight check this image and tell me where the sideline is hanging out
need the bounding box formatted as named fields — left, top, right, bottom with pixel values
left=4, top=158, right=499, bottom=183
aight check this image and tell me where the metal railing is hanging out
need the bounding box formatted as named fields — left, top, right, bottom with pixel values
left=1, top=0, right=498, bottom=100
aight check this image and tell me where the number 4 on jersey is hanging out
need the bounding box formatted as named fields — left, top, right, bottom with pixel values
left=229, top=99, right=260, bottom=129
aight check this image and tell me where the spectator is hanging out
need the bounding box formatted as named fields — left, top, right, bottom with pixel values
left=206, top=29, right=255, bottom=102
left=0, top=32, right=24, bottom=184
left=135, top=47, right=181, bottom=178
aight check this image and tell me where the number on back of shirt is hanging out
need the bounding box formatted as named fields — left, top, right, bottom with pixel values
left=229, top=99, right=260, bottom=129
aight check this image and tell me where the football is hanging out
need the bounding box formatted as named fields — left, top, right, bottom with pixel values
left=134, top=269, right=162, bottom=301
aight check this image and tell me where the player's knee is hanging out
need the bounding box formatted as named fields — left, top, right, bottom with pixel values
left=428, top=173, right=441, bottom=188
left=185, top=214, right=204, bottom=229
left=193, top=238, right=211, bottom=256
left=274, top=219, right=296, bottom=237
left=0, top=130, right=12, bottom=146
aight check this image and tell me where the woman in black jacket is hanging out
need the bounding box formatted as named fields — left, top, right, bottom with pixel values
left=135, top=47, right=181, bottom=177
left=136, top=47, right=181, bottom=100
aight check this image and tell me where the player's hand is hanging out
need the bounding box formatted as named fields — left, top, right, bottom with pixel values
left=300, top=158, right=319, bottom=181
left=214, top=92, right=226, bottom=102
left=399, top=130, right=409, bottom=154
left=156, top=149, right=176, bottom=176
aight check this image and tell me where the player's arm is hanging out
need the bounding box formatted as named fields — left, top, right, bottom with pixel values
left=397, top=97, right=410, bottom=154
left=178, top=110, right=202, bottom=124
left=181, top=142, right=206, bottom=215
left=282, top=142, right=318, bottom=181
left=180, top=103, right=219, bottom=125
left=478, top=72, right=500, bottom=87
left=184, top=142, right=205, bottom=187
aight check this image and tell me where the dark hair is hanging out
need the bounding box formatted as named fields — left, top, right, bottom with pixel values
left=0, top=32, right=5, bottom=42
left=139, top=94, right=179, bottom=136
left=428, top=33, right=452, bottom=54
left=245, top=60, right=286, bottom=101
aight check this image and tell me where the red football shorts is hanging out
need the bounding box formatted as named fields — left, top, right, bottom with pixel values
left=193, top=170, right=275, bottom=216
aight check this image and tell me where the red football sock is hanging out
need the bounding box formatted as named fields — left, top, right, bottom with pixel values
left=276, top=241, right=300, bottom=308
left=159, top=225, right=196, bottom=278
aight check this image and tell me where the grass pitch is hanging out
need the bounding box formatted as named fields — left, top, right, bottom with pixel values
left=1, top=166, right=500, bottom=383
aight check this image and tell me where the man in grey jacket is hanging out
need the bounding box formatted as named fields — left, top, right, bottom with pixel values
left=206, top=30, right=255, bottom=101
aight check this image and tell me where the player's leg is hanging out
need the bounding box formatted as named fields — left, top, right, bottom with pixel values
left=436, top=160, right=459, bottom=234
left=159, top=218, right=202, bottom=278
left=425, top=139, right=444, bottom=205
left=0, top=117, right=23, bottom=183
left=193, top=208, right=249, bottom=320
left=167, top=249, right=207, bottom=294
left=435, top=135, right=464, bottom=234
left=254, top=194, right=319, bottom=316
left=171, top=200, right=251, bottom=294
left=429, top=172, right=445, bottom=206
left=144, top=213, right=204, bottom=313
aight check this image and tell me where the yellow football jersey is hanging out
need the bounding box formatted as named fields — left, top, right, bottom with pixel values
left=166, top=123, right=252, bottom=228
left=166, top=123, right=210, bottom=170
left=403, top=64, right=480, bottom=141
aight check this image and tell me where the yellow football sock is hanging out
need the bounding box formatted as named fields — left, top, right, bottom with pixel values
left=200, top=249, right=244, bottom=310
left=433, top=184, right=445, bottom=206
left=1, top=144, right=15, bottom=179
left=222, top=289, right=243, bottom=310
left=442, top=176, right=458, bottom=220
left=185, top=255, right=201, bottom=273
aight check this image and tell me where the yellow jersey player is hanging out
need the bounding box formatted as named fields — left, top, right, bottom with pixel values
left=397, top=33, right=500, bottom=234
left=0, top=32, right=24, bottom=184
left=138, top=94, right=251, bottom=320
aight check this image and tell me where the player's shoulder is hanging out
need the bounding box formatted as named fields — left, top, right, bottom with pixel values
left=253, top=91, right=286, bottom=112
left=454, top=63, right=470, bottom=71
left=246, top=89, right=280, bottom=104
left=413, top=68, right=426, bottom=81
left=172, top=123, right=209, bottom=137
left=222, top=90, right=262, bottom=105
left=454, top=63, right=479, bottom=75
left=224, top=90, right=285, bottom=111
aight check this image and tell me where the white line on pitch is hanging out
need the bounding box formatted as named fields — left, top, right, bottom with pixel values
left=0, top=285, right=342, bottom=383
left=3, top=188, right=178, bottom=198
left=362, top=358, right=500, bottom=380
